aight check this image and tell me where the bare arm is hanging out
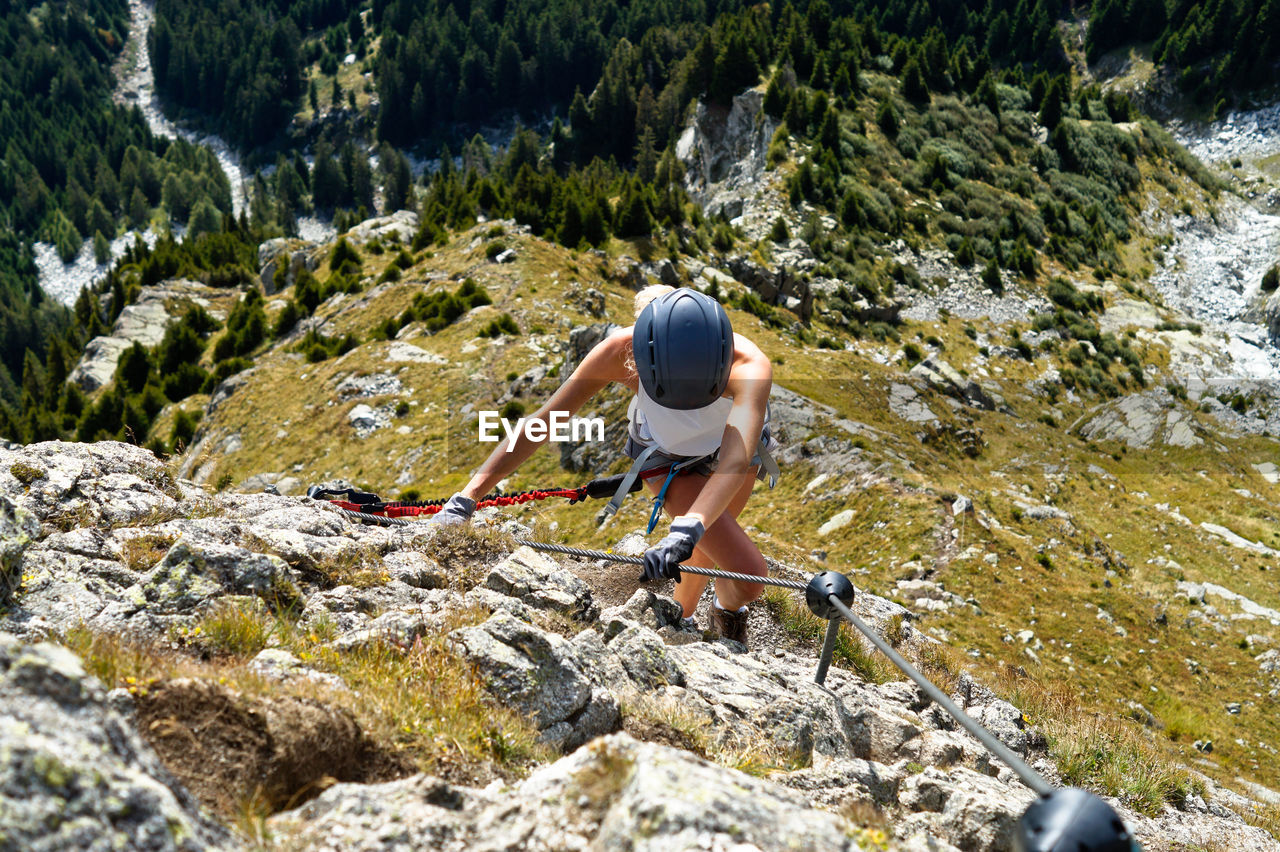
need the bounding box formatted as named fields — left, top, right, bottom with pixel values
left=460, top=330, right=632, bottom=501
left=683, top=335, right=772, bottom=528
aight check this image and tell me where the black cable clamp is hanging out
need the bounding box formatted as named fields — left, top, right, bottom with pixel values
left=806, top=571, right=855, bottom=686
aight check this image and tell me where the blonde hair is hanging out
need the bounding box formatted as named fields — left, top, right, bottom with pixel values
left=634, top=284, right=675, bottom=318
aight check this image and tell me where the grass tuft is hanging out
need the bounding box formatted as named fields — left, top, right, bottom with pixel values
left=120, top=533, right=178, bottom=572
left=175, top=599, right=280, bottom=658
left=997, top=671, right=1204, bottom=817
left=419, top=523, right=514, bottom=591
left=60, top=603, right=547, bottom=786
left=759, top=587, right=894, bottom=684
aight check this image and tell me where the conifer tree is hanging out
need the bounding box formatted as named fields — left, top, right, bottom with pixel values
left=977, top=72, right=1001, bottom=117
left=116, top=343, right=152, bottom=394
left=93, top=232, right=111, bottom=266
left=615, top=179, right=654, bottom=238
left=312, top=144, right=345, bottom=210
left=1039, top=77, right=1067, bottom=130
left=582, top=197, right=609, bottom=247
left=901, top=56, right=930, bottom=103
left=635, top=127, right=658, bottom=184
left=764, top=74, right=789, bottom=118
left=877, top=99, right=899, bottom=137
left=817, top=106, right=840, bottom=152
left=558, top=197, right=584, bottom=248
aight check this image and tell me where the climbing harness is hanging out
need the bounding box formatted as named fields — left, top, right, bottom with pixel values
left=311, top=487, right=1142, bottom=849
left=599, top=435, right=781, bottom=528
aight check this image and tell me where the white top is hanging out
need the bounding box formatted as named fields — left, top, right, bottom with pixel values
left=627, top=383, right=733, bottom=457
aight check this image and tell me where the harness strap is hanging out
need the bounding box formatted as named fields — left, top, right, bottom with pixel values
left=607, top=434, right=780, bottom=527
left=646, top=455, right=711, bottom=533
left=600, top=444, right=666, bottom=521
left=758, top=439, right=780, bottom=488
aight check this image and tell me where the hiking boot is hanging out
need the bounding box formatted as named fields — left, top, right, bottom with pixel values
left=709, top=604, right=749, bottom=646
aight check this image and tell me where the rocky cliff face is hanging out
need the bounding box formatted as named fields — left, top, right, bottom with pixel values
left=0, top=440, right=1275, bottom=850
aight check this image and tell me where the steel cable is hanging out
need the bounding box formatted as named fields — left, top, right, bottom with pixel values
left=826, top=595, right=1054, bottom=796
left=512, top=539, right=808, bottom=590
left=327, top=501, right=1053, bottom=795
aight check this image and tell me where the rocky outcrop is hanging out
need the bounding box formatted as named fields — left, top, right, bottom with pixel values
left=1075, top=387, right=1203, bottom=448
left=258, top=238, right=320, bottom=295
left=677, top=89, right=778, bottom=220
left=450, top=611, right=621, bottom=752
left=342, top=210, right=419, bottom=247
left=0, top=634, right=234, bottom=851
left=269, top=733, right=864, bottom=851
left=910, top=356, right=997, bottom=410
left=68, top=280, right=224, bottom=392
left=0, top=440, right=406, bottom=641
left=4, top=439, right=1277, bottom=851
left=727, top=254, right=814, bottom=322
left=67, top=336, right=135, bottom=393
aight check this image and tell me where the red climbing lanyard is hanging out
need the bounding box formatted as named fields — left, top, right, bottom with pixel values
left=306, top=466, right=673, bottom=518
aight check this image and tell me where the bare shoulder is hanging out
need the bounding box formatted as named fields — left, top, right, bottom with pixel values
left=572, top=325, right=633, bottom=381
left=731, top=333, right=772, bottom=377
left=728, top=332, right=772, bottom=402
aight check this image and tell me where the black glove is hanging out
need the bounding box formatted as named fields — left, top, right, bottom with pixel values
left=642, top=516, right=704, bottom=582
left=431, top=493, right=476, bottom=526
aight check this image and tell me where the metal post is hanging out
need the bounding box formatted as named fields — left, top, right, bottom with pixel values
left=814, top=617, right=841, bottom=685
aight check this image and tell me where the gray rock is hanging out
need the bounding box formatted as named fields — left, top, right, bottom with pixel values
left=569, top=629, right=635, bottom=695
left=67, top=336, right=134, bottom=392
left=258, top=238, right=320, bottom=294
left=381, top=550, right=447, bottom=589
left=608, top=624, right=686, bottom=689
left=1077, top=388, right=1202, bottom=448
left=483, top=546, right=597, bottom=620
left=271, top=734, right=861, bottom=851
left=347, top=403, right=392, bottom=437
left=910, top=356, right=995, bottom=410
left=0, top=633, right=234, bottom=851
left=655, top=260, right=681, bottom=286
left=726, top=255, right=813, bottom=322
left=599, top=588, right=684, bottom=637
left=779, top=757, right=905, bottom=807
left=897, top=765, right=1037, bottom=849
left=69, top=281, right=222, bottom=391
left=952, top=674, right=1032, bottom=755
left=889, top=382, right=940, bottom=424
left=269, top=773, right=491, bottom=850
left=565, top=323, right=619, bottom=374
left=677, top=90, right=778, bottom=220
left=136, top=537, right=300, bottom=614
left=448, top=612, right=616, bottom=749
left=383, top=341, right=447, bottom=364
left=335, top=372, right=403, bottom=400
left=343, top=210, right=418, bottom=246
left=249, top=648, right=346, bottom=689
left=819, top=508, right=855, bottom=536
left=0, top=493, right=41, bottom=586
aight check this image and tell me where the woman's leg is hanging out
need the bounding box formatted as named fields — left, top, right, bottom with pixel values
left=643, top=467, right=762, bottom=617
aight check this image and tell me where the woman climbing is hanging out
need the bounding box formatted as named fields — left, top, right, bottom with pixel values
left=432, top=285, right=779, bottom=646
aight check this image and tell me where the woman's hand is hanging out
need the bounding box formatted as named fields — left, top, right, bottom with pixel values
left=642, top=516, right=704, bottom=581
left=429, top=493, right=476, bottom=525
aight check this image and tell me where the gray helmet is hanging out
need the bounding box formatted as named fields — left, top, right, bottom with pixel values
left=1015, top=788, right=1141, bottom=852
left=633, top=288, right=733, bottom=410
